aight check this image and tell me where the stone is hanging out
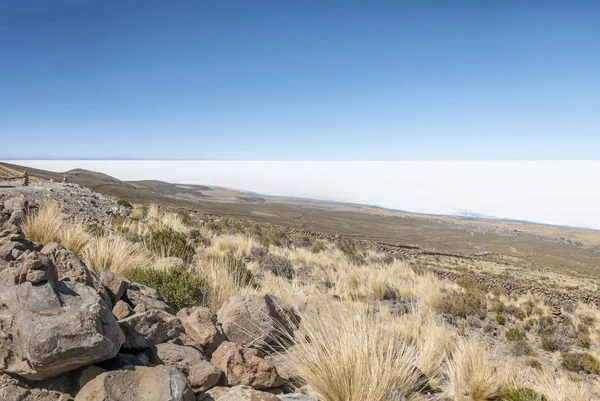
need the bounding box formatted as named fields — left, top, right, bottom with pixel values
left=204, top=386, right=279, bottom=401
left=217, top=294, right=298, bottom=348
left=277, top=395, right=318, bottom=401
left=0, top=278, right=124, bottom=380
left=154, top=256, right=186, bottom=270
left=0, top=239, right=31, bottom=261
left=41, top=243, right=96, bottom=286
left=151, top=343, right=221, bottom=393
left=99, top=269, right=129, bottom=304
left=8, top=210, right=25, bottom=225
left=118, top=309, right=183, bottom=350
left=78, top=366, right=107, bottom=389
left=14, top=251, right=59, bottom=285
left=4, top=197, right=28, bottom=213
left=177, top=306, right=225, bottom=355
left=127, top=282, right=172, bottom=313
left=210, top=341, right=284, bottom=390
left=112, top=300, right=133, bottom=320
left=74, top=365, right=195, bottom=401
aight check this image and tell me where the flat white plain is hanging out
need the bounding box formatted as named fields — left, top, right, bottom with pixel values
left=10, top=160, right=600, bottom=230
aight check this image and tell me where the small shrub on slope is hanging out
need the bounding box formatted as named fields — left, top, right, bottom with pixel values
left=145, top=228, right=195, bottom=262
left=561, top=352, right=600, bottom=374
left=117, top=199, right=133, bottom=208
left=499, top=388, right=547, bottom=401
left=126, top=267, right=207, bottom=312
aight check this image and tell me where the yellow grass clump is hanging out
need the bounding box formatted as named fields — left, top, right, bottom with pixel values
left=58, top=219, right=93, bottom=255
left=21, top=201, right=64, bottom=244
left=443, top=339, right=502, bottom=401
left=284, top=301, right=422, bottom=401
left=81, top=235, right=152, bottom=273
left=204, top=234, right=258, bottom=260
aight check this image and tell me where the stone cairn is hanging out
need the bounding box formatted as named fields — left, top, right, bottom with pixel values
left=62, top=173, right=68, bottom=184
left=22, top=171, right=29, bottom=187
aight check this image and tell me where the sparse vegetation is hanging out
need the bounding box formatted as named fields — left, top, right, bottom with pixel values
left=562, top=352, right=600, bottom=374
left=145, top=228, right=195, bottom=262
left=117, top=199, right=133, bottom=208
left=125, top=267, right=207, bottom=311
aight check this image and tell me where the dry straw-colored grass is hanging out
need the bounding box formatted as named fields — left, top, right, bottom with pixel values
left=81, top=235, right=152, bottom=273
left=285, top=300, right=422, bottom=401
left=196, top=256, right=256, bottom=312
left=58, top=219, right=93, bottom=255
left=21, top=201, right=64, bottom=244
left=443, top=339, right=502, bottom=401
left=204, top=234, right=258, bottom=260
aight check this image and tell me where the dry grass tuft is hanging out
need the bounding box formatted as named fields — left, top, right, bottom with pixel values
left=58, top=219, right=93, bottom=255
left=443, top=339, right=501, bottom=401
left=533, top=368, right=592, bottom=401
left=21, top=201, right=63, bottom=244
left=285, top=301, right=422, bottom=401
left=82, top=235, right=152, bottom=273
left=204, top=234, right=258, bottom=260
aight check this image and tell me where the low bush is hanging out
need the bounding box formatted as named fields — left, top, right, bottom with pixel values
left=499, top=388, right=547, bottom=401
left=496, top=312, right=506, bottom=325
left=145, top=229, right=195, bottom=262
left=125, top=267, right=207, bottom=312
left=513, top=340, right=534, bottom=356
left=456, top=277, right=487, bottom=292
left=578, top=333, right=591, bottom=348
left=536, top=316, right=554, bottom=335
left=86, top=223, right=106, bottom=236
left=491, top=286, right=507, bottom=296
left=524, top=359, right=542, bottom=370
left=540, top=335, right=560, bottom=352
left=117, top=199, right=133, bottom=208
left=505, top=328, right=526, bottom=341
left=505, top=305, right=526, bottom=320
left=440, top=290, right=487, bottom=319
left=337, top=238, right=365, bottom=265
left=561, top=352, right=600, bottom=374
left=525, top=318, right=538, bottom=331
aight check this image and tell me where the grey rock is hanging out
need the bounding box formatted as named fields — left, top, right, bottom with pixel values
left=99, top=269, right=129, bottom=305
left=118, top=309, right=183, bottom=350
left=112, top=300, right=133, bottom=320
left=127, top=282, right=172, bottom=313
left=204, top=386, right=279, bottom=401
left=4, top=197, right=28, bottom=213
left=74, top=365, right=195, bottom=401
left=177, top=306, right=225, bottom=355
left=0, top=278, right=124, bottom=380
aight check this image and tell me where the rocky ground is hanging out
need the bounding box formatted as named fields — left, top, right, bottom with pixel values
left=2, top=179, right=600, bottom=400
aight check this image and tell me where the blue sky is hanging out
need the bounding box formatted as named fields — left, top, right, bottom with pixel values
left=1, top=1, right=599, bottom=160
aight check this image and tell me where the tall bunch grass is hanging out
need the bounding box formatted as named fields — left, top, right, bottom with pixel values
left=82, top=235, right=152, bottom=273
left=21, top=201, right=64, bottom=244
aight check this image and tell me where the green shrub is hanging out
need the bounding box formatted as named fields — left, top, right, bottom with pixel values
left=440, top=290, right=487, bottom=319
left=496, top=311, right=506, bottom=325
left=578, top=333, right=591, bottom=348
left=513, top=340, right=534, bottom=357
left=579, top=314, right=595, bottom=327
left=540, top=335, right=560, bottom=352
left=499, top=388, right=547, bottom=401
left=125, top=267, right=207, bottom=311
left=537, top=316, right=555, bottom=335
left=491, top=286, right=507, bottom=296
left=577, top=322, right=590, bottom=335
left=505, top=305, right=526, bottom=320
left=524, top=359, right=542, bottom=370
left=562, top=352, right=600, bottom=374
left=532, top=307, right=543, bottom=316
left=456, top=277, right=487, bottom=292
left=117, top=199, right=133, bottom=208
left=525, top=318, right=538, bottom=330
left=145, top=229, right=195, bottom=262
left=86, top=223, right=106, bottom=236
left=506, top=328, right=526, bottom=341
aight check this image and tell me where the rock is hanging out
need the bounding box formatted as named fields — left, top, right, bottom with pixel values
left=118, top=309, right=183, bottom=350
left=74, top=365, right=195, bottom=401
left=4, top=197, right=28, bottom=213
left=151, top=343, right=221, bottom=393
left=14, top=251, right=59, bottom=285
left=78, top=366, right=106, bottom=389
left=126, top=282, right=172, bottom=313
left=210, top=341, right=284, bottom=390
left=277, top=395, right=318, bottom=401
left=0, top=279, right=124, bottom=380
left=41, top=243, right=96, bottom=286
left=177, top=306, right=225, bottom=355
left=112, top=300, right=133, bottom=320
left=8, top=210, right=25, bottom=225
left=217, top=294, right=298, bottom=348
left=0, top=239, right=31, bottom=261
left=154, top=256, right=186, bottom=270
left=99, top=269, right=129, bottom=305
left=204, top=386, right=279, bottom=401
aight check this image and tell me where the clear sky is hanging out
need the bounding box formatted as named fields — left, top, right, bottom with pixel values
left=1, top=1, right=599, bottom=160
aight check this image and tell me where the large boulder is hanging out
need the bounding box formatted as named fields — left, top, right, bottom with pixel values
left=3, top=197, right=28, bottom=213
left=74, top=365, right=195, bottom=401
left=152, top=343, right=221, bottom=393
left=177, top=306, right=225, bottom=355
left=204, top=386, right=279, bottom=401
left=118, top=309, right=183, bottom=350
left=0, top=277, right=124, bottom=380
left=41, top=243, right=95, bottom=286
left=210, top=341, right=284, bottom=390
left=217, top=294, right=298, bottom=348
